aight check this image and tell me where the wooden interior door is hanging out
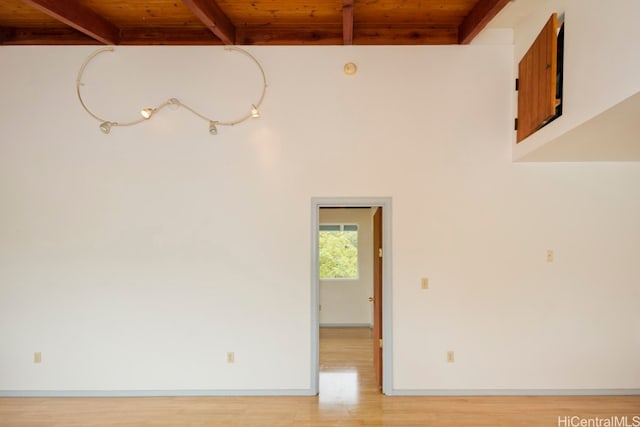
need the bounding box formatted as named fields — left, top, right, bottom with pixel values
left=372, top=207, right=383, bottom=389
left=517, top=13, right=560, bottom=142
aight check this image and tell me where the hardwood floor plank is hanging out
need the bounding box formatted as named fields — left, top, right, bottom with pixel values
left=0, top=328, right=638, bottom=426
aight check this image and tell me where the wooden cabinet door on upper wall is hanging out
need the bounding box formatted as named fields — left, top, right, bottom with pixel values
left=517, top=13, right=560, bottom=142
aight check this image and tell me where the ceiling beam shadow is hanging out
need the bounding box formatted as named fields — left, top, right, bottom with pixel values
left=0, top=27, right=100, bottom=44
left=0, top=26, right=8, bottom=43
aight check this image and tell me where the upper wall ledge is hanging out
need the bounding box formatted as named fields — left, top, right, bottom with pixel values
left=513, top=91, right=640, bottom=162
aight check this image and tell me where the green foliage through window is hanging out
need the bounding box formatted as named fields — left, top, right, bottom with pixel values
left=319, top=224, right=358, bottom=279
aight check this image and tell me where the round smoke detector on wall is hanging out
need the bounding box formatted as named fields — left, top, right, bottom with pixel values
left=343, top=62, right=357, bottom=75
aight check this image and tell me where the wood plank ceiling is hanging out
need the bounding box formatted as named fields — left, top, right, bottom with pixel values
left=0, top=0, right=510, bottom=46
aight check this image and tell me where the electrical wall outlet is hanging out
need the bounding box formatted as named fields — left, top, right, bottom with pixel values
left=34, top=352, right=42, bottom=364
left=227, top=352, right=235, bottom=364
left=547, top=250, right=554, bottom=263
left=447, top=351, right=454, bottom=363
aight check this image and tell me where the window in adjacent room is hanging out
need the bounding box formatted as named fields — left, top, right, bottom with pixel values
left=319, top=224, right=358, bottom=279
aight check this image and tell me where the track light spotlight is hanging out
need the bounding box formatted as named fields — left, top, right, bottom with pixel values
left=99, top=121, right=112, bottom=134
left=76, top=47, right=267, bottom=136
left=140, top=108, right=154, bottom=119
left=209, top=121, right=218, bottom=135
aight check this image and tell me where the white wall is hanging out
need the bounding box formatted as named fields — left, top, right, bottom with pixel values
left=319, top=208, right=373, bottom=326
left=0, top=40, right=639, bottom=393
left=512, top=0, right=640, bottom=160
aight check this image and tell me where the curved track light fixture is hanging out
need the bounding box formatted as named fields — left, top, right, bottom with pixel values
left=76, top=47, right=267, bottom=135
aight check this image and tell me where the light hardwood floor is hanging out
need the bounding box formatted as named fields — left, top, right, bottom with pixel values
left=0, top=327, right=638, bottom=426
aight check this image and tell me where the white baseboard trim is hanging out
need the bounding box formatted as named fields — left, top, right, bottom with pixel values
left=4, top=388, right=637, bottom=398
left=0, top=389, right=317, bottom=397
left=389, top=389, right=640, bottom=396
left=319, top=323, right=372, bottom=328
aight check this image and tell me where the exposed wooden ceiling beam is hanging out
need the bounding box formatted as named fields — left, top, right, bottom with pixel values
left=0, top=27, right=99, bottom=45
left=2, top=25, right=459, bottom=46
left=236, top=24, right=457, bottom=46
left=20, top=0, right=120, bottom=45
left=458, top=0, right=510, bottom=44
left=182, top=0, right=235, bottom=45
left=343, top=0, right=354, bottom=45
left=237, top=25, right=343, bottom=45
left=356, top=25, right=458, bottom=45
left=119, top=27, right=224, bottom=45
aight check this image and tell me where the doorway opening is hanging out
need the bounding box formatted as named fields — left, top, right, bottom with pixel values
left=310, top=198, right=392, bottom=396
